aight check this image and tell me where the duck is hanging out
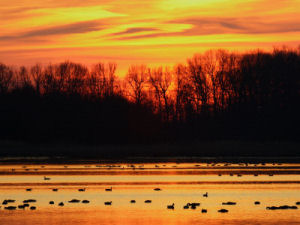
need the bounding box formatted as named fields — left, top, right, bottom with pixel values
left=167, top=203, right=175, bottom=209
left=26, top=188, right=32, bottom=192
left=78, top=188, right=86, bottom=192
left=130, top=200, right=136, bottom=203
left=222, top=201, right=236, bottom=205
left=104, top=201, right=112, bottom=205
left=105, top=187, right=112, bottom=191
left=52, top=188, right=58, bottom=192
left=58, top=202, right=64, bottom=206
left=144, top=200, right=152, bottom=203
left=68, top=199, right=80, bottom=203
left=201, top=209, right=207, bottom=213
left=203, top=192, right=208, bottom=197
left=183, top=203, right=189, bottom=209
left=30, top=206, right=36, bottom=210
left=49, top=201, right=54, bottom=204
left=82, top=200, right=90, bottom=204
left=218, top=209, right=228, bottom=213
left=44, top=176, right=51, bottom=180
left=254, top=201, right=260, bottom=205
left=154, top=188, right=161, bottom=191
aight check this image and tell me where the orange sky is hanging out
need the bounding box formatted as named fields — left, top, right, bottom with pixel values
left=0, top=0, right=300, bottom=76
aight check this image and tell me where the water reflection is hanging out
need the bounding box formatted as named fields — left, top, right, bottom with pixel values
left=0, top=163, right=299, bottom=225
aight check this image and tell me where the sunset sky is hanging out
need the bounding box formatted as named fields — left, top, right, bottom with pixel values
left=1, top=0, right=300, bottom=76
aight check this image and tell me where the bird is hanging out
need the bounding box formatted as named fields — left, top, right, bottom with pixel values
left=167, top=203, right=175, bottom=209
left=154, top=188, right=161, bottom=191
left=52, top=188, right=58, bottom=192
left=78, top=188, right=86, bottom=192
left=105, top=187, right=112, bottom=191
left=69, top=199, right=80, bottom=203
left=58, top=202, right=64, bottom=206
left=26, top=188, right=32, bottom=192
left=44, top=176, right=51, bottom=180
left=144, top=200, right=152, bottom=203
left=104, top=201, right=112, bottom=205
left=218, top=209, right=228, bottom=213
left=203, top=192, right=208, bottom=197
left=30, top=206, right=36, bottom=210
left=49, top=201, right=54, bottom=204
left=201, top=209, right=207, bottom=213
left=130, top=200, right=136, bottom=203
left=82, top=200, right=90, bottom=203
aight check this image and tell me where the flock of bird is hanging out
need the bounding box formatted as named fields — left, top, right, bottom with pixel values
left=0, top=163, right=297, bottom=213
left=2, top=186, right=299, bottom=213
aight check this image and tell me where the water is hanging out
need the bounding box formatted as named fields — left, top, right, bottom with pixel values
left=0, top=162, right=300, bottom=225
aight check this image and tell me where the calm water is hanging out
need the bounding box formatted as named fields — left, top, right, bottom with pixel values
left=0, top=162, right=300, bottom=225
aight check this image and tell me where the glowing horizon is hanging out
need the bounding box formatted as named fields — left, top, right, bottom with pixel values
left=1, top=0, right=300, bottom=76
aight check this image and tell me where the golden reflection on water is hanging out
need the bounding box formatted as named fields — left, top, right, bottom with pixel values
left=0, top=163, right=300, bottom=225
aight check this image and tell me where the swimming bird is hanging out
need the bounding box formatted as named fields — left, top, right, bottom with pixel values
left=52, top=188, right=58, bottom=192
left=78, top=188, right=86, bottom=192
left=218, top=209, right=228, bottom=213
left=26, top=188, right=32, bottom=191
left=82, top=200, right=90, bottom=203
left=203, top=192, right=208, bottom=197
left=44, top=176, right=50, bottom=180
left=222, top=202, right=236, bottom=205
left=167, top=203, right=175, bottom=209
left=183, top=204, right=189, bottom=209
left=130, top=200, right=136, bottom=203
left=105, top=187, right=112, bottom=191
left=58, top=202, right=64, bottom=206
left=30, top=206, right=36, bottom=210
left=201, top=209, right=207, bottom=213
left=144, top=200, right=152, bottom=203
left=104, top=201, right=112, bottom=205
left=154, top=188, right=161, bottom=191
left=49, top=201, right=54, bottom=204
left=69, top=199, right=80, bottom=203
left=5, top=206, right=16, bottom=210
left=254, top=201, right=260, bottom=205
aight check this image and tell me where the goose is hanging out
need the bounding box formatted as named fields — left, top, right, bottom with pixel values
left=254, top=201, right=260, bottom=205
left=105, top=187, right=112, bottom=191
left=130, top=200, right=136, bottom=203
left=52, top=188, right=58, bottom=192
left=222, top=202, right=236, bottom=205
left=44, top=176, right=50, bottom=180
left=203, top=192, right=208, bottom=197
left=68, top=199, right=80, bottom=203
left=49, top=201, right=54, bottom=204
left=104, top=201, right=112, bottom=205
left=58, top=202, right=64, bottom=206
left=167, top=203, right=175, bottom=209
left=78, top=188, right=86, bottom=192
left=18, top=205, right=26, bottom=209
left=82, top=200, right=90, bottom=204
left=154, top=188, right=161, bottom=191
left=23, top=199, right=36, bottom=203
left=218, top=209, right=228, bottom=213
left=26, top=188, right=32, bottom=192
left=144, top=200, right=152, bottom=203
left=183, top=204, right=189, bottom=209
left=5, top=206, right=16, bottom=210
left=201, top=209, right=207, bottom=213
left=30, top=206, right=36, bottom=210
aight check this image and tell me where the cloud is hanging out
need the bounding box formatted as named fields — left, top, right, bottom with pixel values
left=0, top=20, right=103, bottom=41
left=112, top=27, right=158, bottom=36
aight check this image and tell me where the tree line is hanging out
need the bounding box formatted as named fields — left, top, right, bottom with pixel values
left=0, top=47, right=299, bottom=146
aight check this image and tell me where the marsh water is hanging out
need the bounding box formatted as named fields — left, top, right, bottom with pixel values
left=0, top=162, right=300, bottom=225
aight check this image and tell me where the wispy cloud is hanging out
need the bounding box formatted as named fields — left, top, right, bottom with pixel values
left=0, top=20, right=103, bottom=41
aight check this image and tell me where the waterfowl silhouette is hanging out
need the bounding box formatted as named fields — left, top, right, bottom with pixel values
left=5, top=206, right=16, bottom=210
left=52, top=189, right=58, bottom=192
left=58, top=202, right=64, bottom=206
left=201, top=209, right=207, bottom=213
left=218, top=209, right=228, bottom=213
left=44, top=176, right=50, bottom=180
left=104, top=201, right=112, bottom=205
left=183, top=204, right=189, bottom=209
left=167, top=203, right=174, bottom=209
left=30, top=206, right=36, bottom=210
left=144, top=200, right=152, bottom=203
left=26, top=188, right=32, bottom=191
left=18, top=205, right=26, bottom=209
left=105, top=187, right=112, bottom=191
left=254, top=201, right=260, bottom=205
left=203, top=192, right=208, bottom=197
left=82, top=200, right=90, bottom=203
left=78, top=188, right=86, bottom=192
left=49, top=201, right=54, bottom=204
left=130, top=200, right=136, bottom=203
left=154, top=188, right=161, bottom=191
left=69, top=199, right=80, bottom=203
left=222, top=202, right=236, bottom=205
